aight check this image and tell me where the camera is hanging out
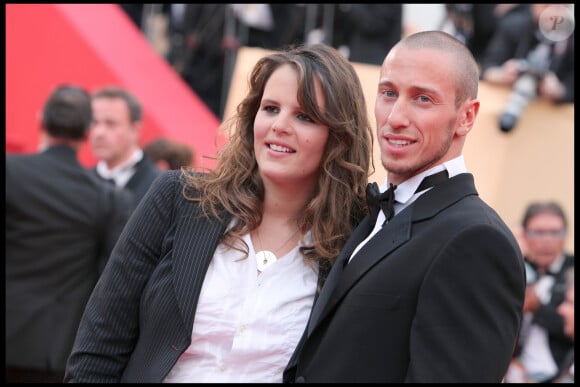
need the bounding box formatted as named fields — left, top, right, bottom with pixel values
left=498, top=41, right=552, bottom=133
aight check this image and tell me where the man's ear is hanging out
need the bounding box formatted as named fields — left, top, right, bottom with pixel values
left=457, top=99, right=479, bottom=136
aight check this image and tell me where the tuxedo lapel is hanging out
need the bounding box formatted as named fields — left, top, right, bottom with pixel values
left=337, top=209, right=412, bottom=293
left=307, top=216, right=374, bottom=335
left=307, top=210, right=412, bottom=336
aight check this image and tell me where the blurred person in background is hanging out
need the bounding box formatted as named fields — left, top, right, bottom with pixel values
left=166, top=4, right=227, bottom=119
left=333, top=4, right=402, bottom=65
left=143, top=137, right=195, bottom=171
left=443, top=4, right=529, bottom=65
left=231, top=4, right=305, bottom=50
left=504, top=201, right=574, bottom=383
left=89, top=86, right=161, bottom=208
left=6, top=84, right=133, bottom=383
left=480, top=4, right=574, bottom=104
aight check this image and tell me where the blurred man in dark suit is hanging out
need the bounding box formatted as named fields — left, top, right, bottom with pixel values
left=89, top=86, right=161, bottom=208
left=6, top=84, right=133, bottom=382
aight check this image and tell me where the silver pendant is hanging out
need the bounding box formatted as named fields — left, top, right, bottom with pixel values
left=256, top=250, right=277, bottom=272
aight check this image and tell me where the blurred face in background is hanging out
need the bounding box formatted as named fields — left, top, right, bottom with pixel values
left=90, top=96, right=141, bottom=169
left=523, top=212, right=567, bottom=270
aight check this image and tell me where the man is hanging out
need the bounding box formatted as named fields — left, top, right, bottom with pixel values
left=89, top=86, right=161, bottom=207
left=6, top=85, right=133, bottom=382
left=504, top=201, right=574, bottom=383
left=284, top=31, right=526, bottom=383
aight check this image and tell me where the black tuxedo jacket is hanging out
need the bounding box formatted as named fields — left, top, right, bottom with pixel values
left=284, top=173, right=526, bottom=383
left=6, top=145, right=133, bottom=372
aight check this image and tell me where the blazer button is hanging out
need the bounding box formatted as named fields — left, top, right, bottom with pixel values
left=296, top=376, right=306, bottom=383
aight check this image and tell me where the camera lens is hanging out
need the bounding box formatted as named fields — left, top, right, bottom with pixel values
left=499, top=113, right=518, bottom=133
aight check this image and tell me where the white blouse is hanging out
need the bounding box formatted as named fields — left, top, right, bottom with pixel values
left=163, top=232, right=318, bottom=383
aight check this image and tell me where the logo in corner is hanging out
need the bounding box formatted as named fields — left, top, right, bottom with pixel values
left=539, top=5, right=575, bottom=42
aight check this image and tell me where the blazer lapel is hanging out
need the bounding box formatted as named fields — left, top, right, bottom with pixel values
left=171, top=200, right=231, bottom=333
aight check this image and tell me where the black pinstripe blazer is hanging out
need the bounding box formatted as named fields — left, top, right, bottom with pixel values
left=65, top=170, right=232, bottom=382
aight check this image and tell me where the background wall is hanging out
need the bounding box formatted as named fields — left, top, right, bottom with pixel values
left=224, top=47, right=574, bottom=254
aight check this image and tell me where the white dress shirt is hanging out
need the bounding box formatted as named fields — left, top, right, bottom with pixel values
left=95, top=149, right=143, bottom=188
left=163, top=231, right=318, bottom=383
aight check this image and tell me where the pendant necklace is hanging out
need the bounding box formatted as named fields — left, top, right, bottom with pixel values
left=255, top=228, right=300, bottom=272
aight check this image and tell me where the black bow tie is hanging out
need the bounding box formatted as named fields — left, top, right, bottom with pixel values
left=366, top=182, right=397, bottom=225
left=366, top=170, right=450, bottom=225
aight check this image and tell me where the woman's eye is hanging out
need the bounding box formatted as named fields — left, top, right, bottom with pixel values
left=297, top=113, right=315, bottom=123
left=263, top=105, right=279, bottom=113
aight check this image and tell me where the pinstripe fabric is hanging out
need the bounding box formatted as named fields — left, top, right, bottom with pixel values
left=65, top=170, right=232, bottom=382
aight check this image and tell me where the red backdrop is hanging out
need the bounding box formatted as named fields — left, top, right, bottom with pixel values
left=6, top=4, right=223, bottom=169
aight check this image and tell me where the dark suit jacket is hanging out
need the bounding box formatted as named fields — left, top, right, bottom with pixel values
left=65, top=170, right=233, bottom=382
left=6, top=145, right=133, bottom=372
left=284, top=173, right=526, bottom=383
left=93, top=154, right=161, bottom=207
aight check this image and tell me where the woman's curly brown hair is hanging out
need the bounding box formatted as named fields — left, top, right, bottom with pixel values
left=182, top=43, right=374, bottom=274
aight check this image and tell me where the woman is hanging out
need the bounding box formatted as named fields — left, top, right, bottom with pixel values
left=64, top=43, right=373, bottom=382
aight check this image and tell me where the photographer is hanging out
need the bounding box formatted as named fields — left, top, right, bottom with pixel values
left=503, top=202, right=574, bottom=383
left=480, top=4, right=574, bottom=104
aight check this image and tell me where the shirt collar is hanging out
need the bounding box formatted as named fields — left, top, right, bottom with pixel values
left=96, top=149, right=143, bottom=178
left=381, top=155, right=467, bottom=204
